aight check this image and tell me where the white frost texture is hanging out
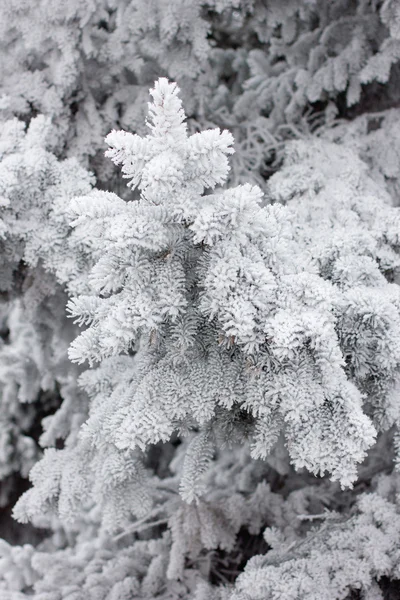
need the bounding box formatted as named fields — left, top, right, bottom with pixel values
left=1, top=2, right=400, bottom=599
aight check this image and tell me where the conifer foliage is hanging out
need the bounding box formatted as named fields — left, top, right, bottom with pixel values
left=1, top=1, right=400, bottom=599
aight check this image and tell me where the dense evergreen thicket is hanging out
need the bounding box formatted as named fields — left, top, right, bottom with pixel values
left=1, top=1, right=400, bottom=598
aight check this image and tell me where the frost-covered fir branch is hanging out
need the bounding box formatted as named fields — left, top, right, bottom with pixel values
left=16, top=79, right=400, bottom=543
